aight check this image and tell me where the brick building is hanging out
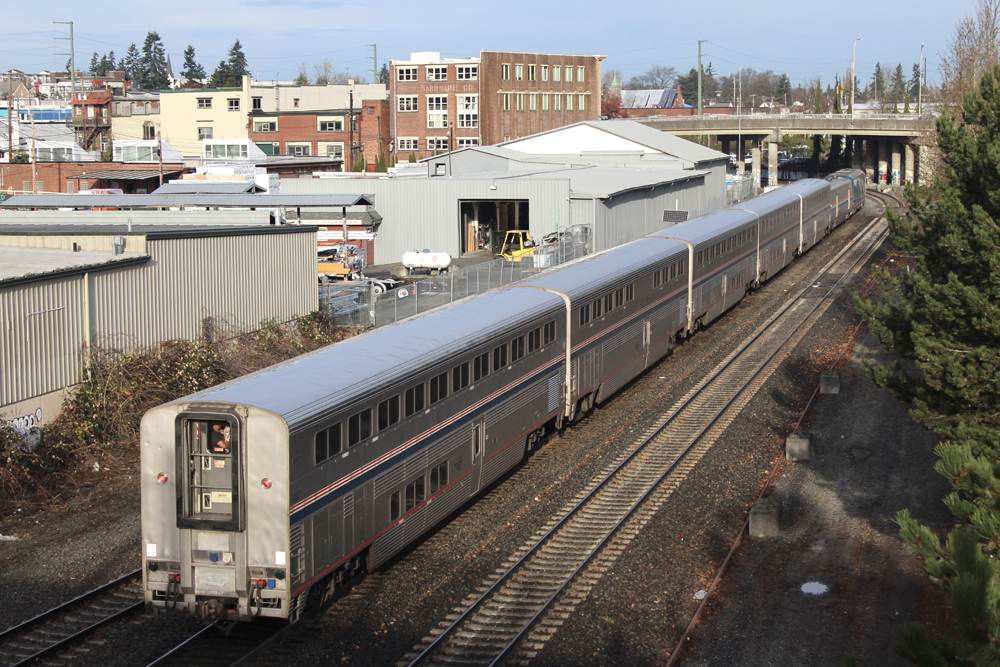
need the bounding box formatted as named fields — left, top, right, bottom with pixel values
left=248, top=98, right=390, bottom=167
left=389, top=51, right=604, bottom=161
left=0, top=162, right=184, bottom=195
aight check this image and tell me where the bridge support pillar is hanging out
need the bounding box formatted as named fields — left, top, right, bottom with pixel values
left=891, top=141, right=902, bottom=185
left=752, top=140, right=761, bottom=188
left=903, top=142, right=914, bottom=184
left=853, top=138, right=863, bottom=170
left=878, top=140, right=889, bottom=185
left=736, top=138, right=745, bottom=175
left=768, top=141, right=778, bottom=187
left=865, top=139, right=877, bottom=181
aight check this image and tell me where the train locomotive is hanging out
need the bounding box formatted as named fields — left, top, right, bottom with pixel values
left=140, top=170, right=866, bottom=623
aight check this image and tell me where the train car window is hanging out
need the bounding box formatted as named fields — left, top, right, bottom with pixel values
left=474, top=352, right=490, bottom=381
left=511, top=335, right=526, bottom=361
left=453, top=362, right=470, bottom=391
left=614, top=288, right=624, bottom=308
left=543, top=321, right=556, bottom=345
left=592, top=298, right=602, bottom=318
left=377, top=396, right=400, bottom=432
left=430, top=462, right=449, bottom=494
left=528, top=327, right=541, bottom=353
left=604, top=293, right=613, bottom=312
left=579, top=304, right=590, bottom=326
left=405, top=477, right=425, bottom=512
left=405, top=384, right=425, bottom=417
left=315, top=422, right=342, bottom=463
left=180, top=418, right=240, bottom=529
left=493, top=343, right=508, bottom=369
left=653, top=270, right=662, bottom=288
left=429, top=372, right=449, bottom=404
left=348, top=408, right=372, bottom=447
left=390, top=491, right=401, bottom=522
left=625, top=284, right=635, bottom=303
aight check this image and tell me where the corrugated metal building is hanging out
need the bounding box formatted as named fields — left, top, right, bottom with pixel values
left=1, top=223, right=318, bottom=430
left=286, top=120, right=728, bottom=264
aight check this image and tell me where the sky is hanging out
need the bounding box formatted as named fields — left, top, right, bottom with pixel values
left=0, top=0, right=976, bottom=87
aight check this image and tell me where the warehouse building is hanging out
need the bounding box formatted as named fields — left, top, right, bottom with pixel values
left=285, top=120, right=728, bottom=264
left=0, top=197, right=368, bottom=430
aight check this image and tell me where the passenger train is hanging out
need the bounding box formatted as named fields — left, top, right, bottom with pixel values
left=140, top=170, right=866, bottom=623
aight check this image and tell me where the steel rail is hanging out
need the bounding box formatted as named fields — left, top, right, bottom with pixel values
left=407, top=201, right=889, bottom=667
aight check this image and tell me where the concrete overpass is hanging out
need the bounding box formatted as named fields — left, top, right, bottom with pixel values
left=639, top=113, right=936, bottom=186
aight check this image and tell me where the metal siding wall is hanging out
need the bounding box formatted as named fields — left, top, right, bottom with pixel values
left=0, top=210, right=272, bottom=226
left=1, top=275, right=85, bottom=406
left=0, top=235, right=147, bottom=253
left=592, top=175, right=709, bottom=253
left=284, top=178, right=571, bottom=264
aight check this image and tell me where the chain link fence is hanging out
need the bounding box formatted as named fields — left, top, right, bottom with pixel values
left=727, top=174, right=758, bottom=205
left=318, top=283, right=376, bottom=328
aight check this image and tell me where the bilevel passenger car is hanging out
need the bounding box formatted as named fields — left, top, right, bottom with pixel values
left=140, top=172, right=866, bottom=623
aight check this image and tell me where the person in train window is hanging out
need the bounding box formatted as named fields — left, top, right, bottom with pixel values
left=210, top=423, right=231, bottom=453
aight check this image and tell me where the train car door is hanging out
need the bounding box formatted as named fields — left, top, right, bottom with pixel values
left=642, top=320, right=653, bottom=368
left=471, top=419, right=485, bottom=493
left=352, top=487, right=366, bottom=551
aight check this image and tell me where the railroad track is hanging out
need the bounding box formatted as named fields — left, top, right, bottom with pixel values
left=401, top=202, right=891, bottom=667
left=0, top=569, right=144, bottom=667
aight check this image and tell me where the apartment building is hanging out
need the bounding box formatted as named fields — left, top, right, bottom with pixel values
left=389, top=51, right=604, bottom=160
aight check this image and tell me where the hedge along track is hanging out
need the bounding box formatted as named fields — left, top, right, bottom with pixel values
left=401, top=201, right=892, bottom=667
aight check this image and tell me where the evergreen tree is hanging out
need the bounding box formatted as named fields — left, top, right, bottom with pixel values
left=181, top=45, right=206, bottom=85
left=855, top=65, right=1000, bottom=665
left=892, top=63, right=905, bottom=113
left=814, top=80, right=824, bottom=113
left=677, top=67, right=699, bottom=105
left=89, top=52, right=99, bottom=76
left=208, top=61, right=232, bottom=88
left=775, top=73, right=792, bottom=106
left=378, top=64, right=389, bottom=85
left=872, top=62, right=885, bottom=103
left=911, top=63, right=922, bottom=102
left=138, top=31, right=170, bottom=90
left=120, top=43, right=141, bottom=82
left=226, top=40, right=249, bottom=86
left=833, top=75, right=843, bottom=113
left=107, top=50, right=116, bottom=72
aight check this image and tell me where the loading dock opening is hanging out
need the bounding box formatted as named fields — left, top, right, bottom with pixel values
left=459, top=200, right=529, bottom=255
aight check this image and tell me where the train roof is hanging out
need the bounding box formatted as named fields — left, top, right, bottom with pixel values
left=170, top=286, right=561, bottom=431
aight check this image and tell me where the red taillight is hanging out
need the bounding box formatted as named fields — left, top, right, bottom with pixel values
left=156, top=473, right=168, bottom=485
left=261, top=478, right=272, bottom=489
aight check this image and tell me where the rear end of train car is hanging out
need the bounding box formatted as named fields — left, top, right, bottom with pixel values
left=141, top=401, right=292, bottom=622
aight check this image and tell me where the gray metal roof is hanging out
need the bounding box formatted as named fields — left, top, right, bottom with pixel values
left=620, top=89, right=679, bottom=109
left=0, top=194, right=374, bottom=209
left=0, top=246, right=149, bottom=285
left=152, top=181, right=262, bottom=195
left=439, top=165, right=707, bottom=199
left=579, top=120, right=726, bottom=164
left=72, top=169, right=183, bottom=180
left=0, top=224, right=316, bottom=239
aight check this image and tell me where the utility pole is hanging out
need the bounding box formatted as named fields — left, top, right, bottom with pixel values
left=54, top=21, right=76, bottom=103
left=157, top=126, right=163, bottom=187
left=348, top=89, right=354, bottom=171
left=7, top=72, right=12, bottom=161
left=28, top=106, right=37, bottom=192
left=697, top=39, right=705, bottom=116
left=851, top=37, right=861, bottom=125
left=368, top=44, right=378, bottom=83
left=917, top=42, right=924, bottom=114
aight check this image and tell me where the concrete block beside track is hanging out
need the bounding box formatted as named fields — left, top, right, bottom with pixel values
left=749, top=497, right=782, bottom=538
left=786, top=432, right=813, bottom=461
left=820, top=370, right=841, bottom=394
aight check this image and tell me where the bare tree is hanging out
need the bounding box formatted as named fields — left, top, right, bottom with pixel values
left=294, top=62, right=309, bottom=85
left=313, top=59, right=333, bottom=85
left=623, top=65, right=677, bottom=89
left=941, top=0, right=1000, bottom=112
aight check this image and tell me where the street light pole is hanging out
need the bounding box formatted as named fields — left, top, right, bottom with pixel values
left=697, top=39, right=705, bottom=116
left=851, top=37, right=861, bottom=125
left=918, top=42, right=924, bottom=114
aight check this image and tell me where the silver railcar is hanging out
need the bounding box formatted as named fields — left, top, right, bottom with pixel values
left=140, top=176, right=865, bottom=622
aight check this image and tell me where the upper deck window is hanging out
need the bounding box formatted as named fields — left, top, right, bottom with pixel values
left=178, top=416, right=240, bottom=531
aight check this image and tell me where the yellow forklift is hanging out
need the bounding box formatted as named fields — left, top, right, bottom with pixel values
left=498, top=230, right=537, bottom=263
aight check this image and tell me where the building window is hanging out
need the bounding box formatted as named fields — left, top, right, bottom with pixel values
left=502, top=64, right=510, bottom=81
left=398, top=96, right=418, bottom=112
left=397, top=137, right=419, bottom=151
left=541, top=65, right=548, bottom=82
left=426, top=95, right=447, bottom=128
left=457, top=138, right=479, bottom=147
left=528, top=64, right=536, bottom=81
left=254, top=119, right=277, bottom=132
left=198, top=126, right=213, bottom=140
left=566, top=94, right=573, bottom=111
left=143, top=125, right=156, bottom=140
left=318, top=142, right=344, bottom=157
left=368, top=106, right=374, bottom=114
left=252, top=97, right=262, bottom=110
left=318, top=119, right=343, bottom=132
left=553, top=66, right=561, bottom=83
left=542, top=94, right=549, bottom=111
left=577, top=66, right=585, bottom=82
left=502, top=93, right=511, bottom=111
left=397, top=66, right=418, bottom=81
left=516, top=93, right=523, bottom=111
left=197, top=98, right=212, bottom=109
left=529, top=94, right=537, bottom=111
left=555, top=94, right=561, bottom=111
left=426, top=66, right=447, bottom=81
left=287, top=143, right=312, bottom=156
left=579, top=94, right=586, bottom=111
left=565, top=66, right=573, bottom=83
left=458, top=101, right=478, bottom=127
left=427, top=137, right=449, bottom=152
left=514, top=64, right=523, bottom=81
left=457, top=65, right=478, bottom=80
left=228, top=98, right=240, bottom=111
left=66, top=181, right=75, bottom=194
